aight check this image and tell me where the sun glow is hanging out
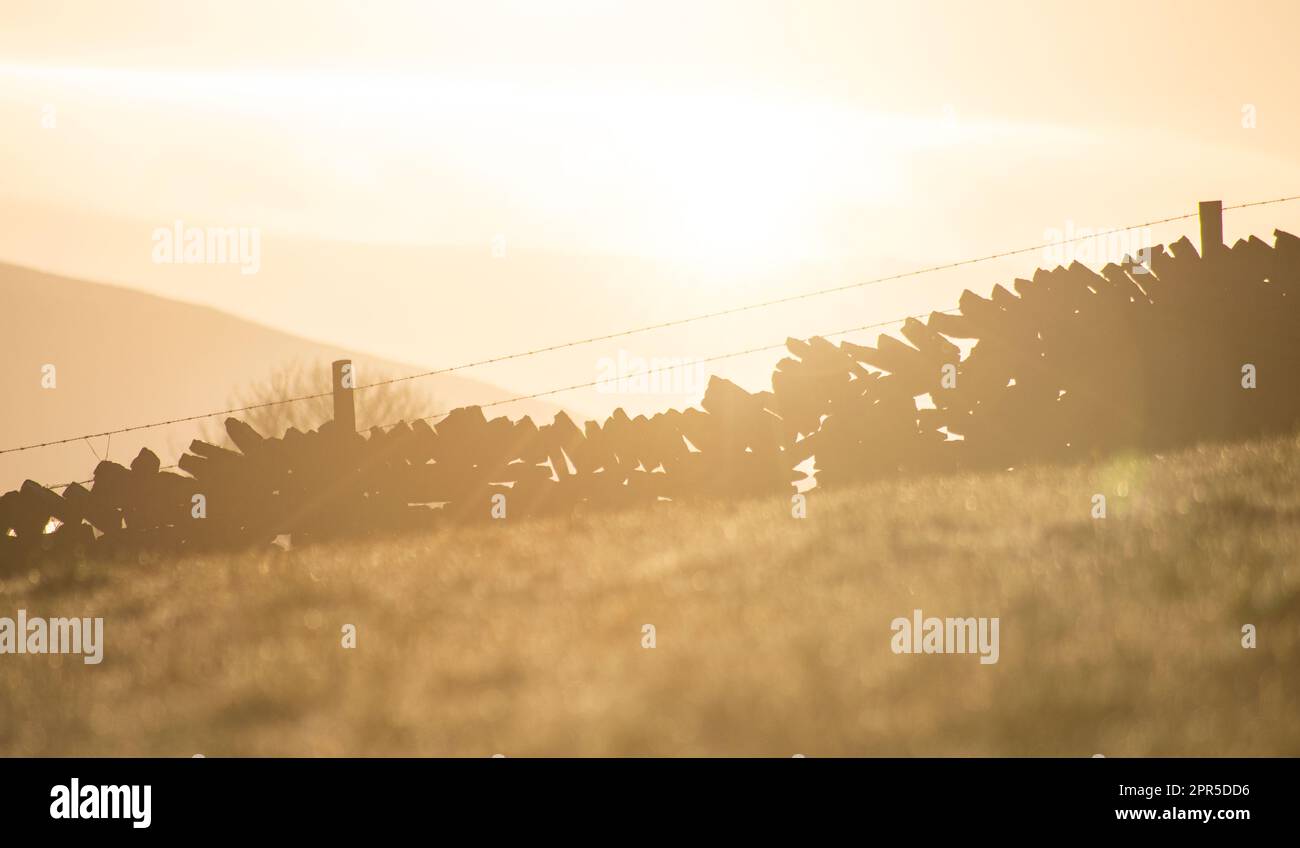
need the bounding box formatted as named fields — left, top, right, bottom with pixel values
left=1, top=63, right=918, bottom=274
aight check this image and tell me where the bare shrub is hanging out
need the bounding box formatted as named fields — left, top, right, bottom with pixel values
left=203, top=359, right=433, bottom=442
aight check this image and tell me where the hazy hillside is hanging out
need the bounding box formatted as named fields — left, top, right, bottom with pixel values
left=0, top=263, right=567, bottom=490
left=3, top=430, right=1296, bottom=756
left=0, top=198, right=945, bottom=426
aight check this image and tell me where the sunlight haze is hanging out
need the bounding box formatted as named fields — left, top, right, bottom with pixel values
left=2, top=0, right=1299, bottom=449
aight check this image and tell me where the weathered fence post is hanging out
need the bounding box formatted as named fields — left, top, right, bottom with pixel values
left=1199, top=199, right=1223, bottom=259
left=332, top=359, right=356, bottom=436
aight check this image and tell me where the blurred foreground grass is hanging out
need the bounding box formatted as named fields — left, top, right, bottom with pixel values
left=2, top=433, right=1298, bottom=756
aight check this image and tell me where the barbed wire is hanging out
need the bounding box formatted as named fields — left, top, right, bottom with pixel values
left=378, top=310, right=956, bottom=429
left=5, top=194, right=1297, bottom=463
left=41, top=311, right=950, bottom=489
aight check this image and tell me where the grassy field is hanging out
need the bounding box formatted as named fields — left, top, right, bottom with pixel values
left=2, top=432, right=1299, bottom=756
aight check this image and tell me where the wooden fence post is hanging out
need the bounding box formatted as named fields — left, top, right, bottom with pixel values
left=1199, top=199, right=1223, bottom=259
left=332, top=359, right=356, bottom=436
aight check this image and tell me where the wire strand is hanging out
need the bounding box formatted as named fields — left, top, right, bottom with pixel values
left=5, top=194, right=1298, bottom=460
left=346, top=205, right=1239, bottom=394
left=43, top=312, right=948, bottom=488
left=380, top=310, right=954, bottom=429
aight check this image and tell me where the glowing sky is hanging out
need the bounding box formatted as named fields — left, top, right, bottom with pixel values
left=3, top=0, right=1299, bottom=414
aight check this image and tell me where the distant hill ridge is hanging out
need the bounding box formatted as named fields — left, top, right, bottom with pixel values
left=0, top=262, right=563, bottom=489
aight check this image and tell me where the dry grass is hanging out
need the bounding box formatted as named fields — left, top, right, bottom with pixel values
left=2, top=433, right=1299, bottom=756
